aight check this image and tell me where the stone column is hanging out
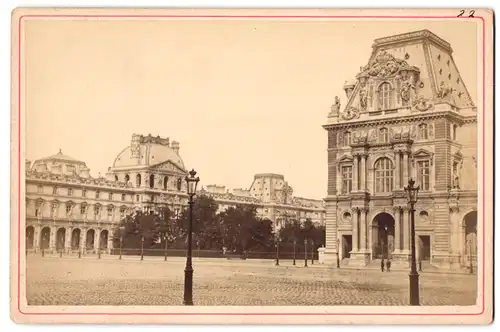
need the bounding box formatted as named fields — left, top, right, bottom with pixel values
left=395, top=151, right=401, bottom=189
left=336, top=165, right=342, bottom=195
left=49, top=226, right=57, bottom=253
left=34, top=225, right=41, bottom=252
left=351, top=207, right=359, bottom=252
left=353, top=155, right=359, bottom=191
left=359, top=207, right=367, bottom=251
left=402, top=207, right=410, bottom=254
left=394, top=206, right=401, bottom=252
left=94, top=229, right=101, bottom=250
left=403, top=152, right=409, bottom=183
left=65, top=227, right=72, bottom=253
left=107, top=230, right=113, bottom=254
left=360, top=154, right=367, bottom=191
left=80, top=228, right=86, bottom=253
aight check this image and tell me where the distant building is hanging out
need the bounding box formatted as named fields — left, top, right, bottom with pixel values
left=25, top=134, right=325, bottom=254
left=201, top=173, right=325, bottom=229
left=322, top=30, right=477, bottom=270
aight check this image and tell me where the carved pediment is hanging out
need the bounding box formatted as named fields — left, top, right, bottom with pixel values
left=338, top=155, right=354, bottom=163
left=151, top=160, right=186, bottom=173
left=412, top=149, right=434, bottom=163
left=357, top=51, right=420, bottom=80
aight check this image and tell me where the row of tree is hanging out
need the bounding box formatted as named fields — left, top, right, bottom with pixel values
left=112, top=195, right=325, bottom=253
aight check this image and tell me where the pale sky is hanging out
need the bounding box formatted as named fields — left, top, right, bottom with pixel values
left=24, top=19, right=478, bottom=199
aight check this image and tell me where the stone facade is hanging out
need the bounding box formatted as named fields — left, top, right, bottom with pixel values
left=25, top=134, right=325, bottom=253
left=322, top=30, right=478, bottom=270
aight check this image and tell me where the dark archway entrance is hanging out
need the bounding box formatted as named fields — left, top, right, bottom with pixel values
left=371, top=212, right=395, bottom=259
left=26, top=226, right=35, bottom=250
left=86, top=229, right=95, bottom=250
left=464, top=211, right=477, bottom=266
left=40, top=227, right=51, bottom=250
left=99, top=230, right=109, bottom=249
left=71, top=228, right=81, bottom=250
left=56, top=228, right=66, bottom=251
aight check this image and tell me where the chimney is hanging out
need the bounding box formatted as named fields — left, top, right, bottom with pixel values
left=171, top=141, right=180, bottom=154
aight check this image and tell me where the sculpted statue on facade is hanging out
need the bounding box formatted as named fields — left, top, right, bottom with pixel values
left=329, top=96, right=341, bottom=116
left=340, top=107, right=360, bottom=121
left=400, top=78, right=415, bottom=103
left=411, top=95, right=434, bottom=112
left=359, top=85, right=368, bottom=111
left=436, top=81, right=455, bottom=99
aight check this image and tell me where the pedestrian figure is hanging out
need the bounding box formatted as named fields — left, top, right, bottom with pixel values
left=381, top=258, right=385, bottom=272
left=386, top=260, right=391, bottom=272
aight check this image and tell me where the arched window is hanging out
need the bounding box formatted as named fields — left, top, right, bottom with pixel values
left=163, top=176, right=168, bottom=190
left=379, top=127, right=389, bottom=143
left=136, top=174, right=141, bottom=187
left=342, top=131, right=351, bottom=147
left=114, top=175, right=119, bottom=182
left=177, top=178, right=182, bottom=191
left=452, top=124, right=458, bottom=140
left=374, top=158, right=394, bottom=193
left=124, top=174, right=130, bottom=183
left=378, top=82, right=393, bottom=110
left=149, top=174, right=155, bottom=189
left=418, top=124, right=428, bottom=140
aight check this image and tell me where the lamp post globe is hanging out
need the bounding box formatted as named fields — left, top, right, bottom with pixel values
left=183, top=169, right=200, bottom=306
left=404, top=178, right=420, bottom=306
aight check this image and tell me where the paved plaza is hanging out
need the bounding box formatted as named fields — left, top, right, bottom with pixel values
left=25, top=255, right=477, bottom=306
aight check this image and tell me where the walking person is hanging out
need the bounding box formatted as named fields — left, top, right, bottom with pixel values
left=386, top=259, right=391, bottom=272
left=381, top=258, right=385, bottom=272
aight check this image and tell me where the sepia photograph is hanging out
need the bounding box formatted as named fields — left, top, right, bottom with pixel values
left=10, top=8, right=493, bottom=325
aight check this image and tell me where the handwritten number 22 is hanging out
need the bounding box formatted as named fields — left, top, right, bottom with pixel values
left=458, top=10, right=475, bottom=17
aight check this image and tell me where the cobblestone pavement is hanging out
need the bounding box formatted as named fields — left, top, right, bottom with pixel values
left=25, top=255, right=477, bottom=306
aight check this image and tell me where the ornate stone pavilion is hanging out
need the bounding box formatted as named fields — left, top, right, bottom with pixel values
left=25, top=134, right=325, bottom=254
left=322, top=30, right=478, bottom=270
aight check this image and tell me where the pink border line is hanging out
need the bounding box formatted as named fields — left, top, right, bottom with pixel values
left=16, top=14, right=486, bottom=317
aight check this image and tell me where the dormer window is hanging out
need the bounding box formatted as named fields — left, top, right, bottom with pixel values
left=379, top=127, right=389, bottom=143
left=418, top=124, right=428, bottom=140
left=378, top=82, right=393, bottom=110
left=82, top=188, right=87, bottom=198
left=96, top=191, right=100, bottom=199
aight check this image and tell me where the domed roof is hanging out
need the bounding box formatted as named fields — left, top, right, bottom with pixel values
left=39, top=149, right=85, bottom=164
left=112, top=134, right=185, bottom=170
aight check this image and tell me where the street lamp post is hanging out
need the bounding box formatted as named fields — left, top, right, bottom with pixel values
left=140, top=236, right=144, bottom=261
left=336, top=238, right=340, bottom=268
left=119, top=225, right=125, bottom=260
left=311, top=240, right=315, bottom=265
left=304, top=239, right=308, bottom=267
left=164, top=235, right=168, bottom=261
left=293, top=239, right=296, bottom=266
left=275, top=237, right=281, bottom=266
left=183, top=169, right=200, bottom=306
left=404, top=178, right=420, bottom=306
